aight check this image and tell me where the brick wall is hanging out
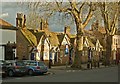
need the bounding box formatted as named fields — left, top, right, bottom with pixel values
left=16, top=29, right=31, bottom=60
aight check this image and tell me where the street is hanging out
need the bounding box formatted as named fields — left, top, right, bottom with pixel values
left=2, top=66, right=118, bottom=82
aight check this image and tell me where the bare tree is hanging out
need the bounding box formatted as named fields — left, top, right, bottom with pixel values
left=57, top=1, right=95, bottom=68
left=98, top=2, right=119, bottom=65
left=26, top=11, right=41, bottom=29
left=24, top=1, right=95, bottom=68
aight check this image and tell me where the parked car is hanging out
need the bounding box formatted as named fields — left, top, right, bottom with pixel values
left=23, top=60, right=48, bottom=76
left=0, top=60, right=7, bottom=78
left=5, top=60, right=26, bottom=77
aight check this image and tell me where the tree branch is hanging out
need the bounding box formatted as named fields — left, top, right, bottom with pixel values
left=69, top=1, right=79, bottom=13
left=110, top=22, right=116, bottom=35
left=106, top=12, right=111, bottom=32
left=99, top=2, right=110, bottom=35
left=55, top=1, right=72, bottom=13
left=79, top=2, right=85, bottom=12
left=82, top=6, right=93, bottom=28
left=79, top=2, right=85, bottom=23
left=110, top=9, right=118, bottom=35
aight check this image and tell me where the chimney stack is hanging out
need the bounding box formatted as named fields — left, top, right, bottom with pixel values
left=44, top=19, right=48, bottom=29
left=40, top=18, right=43, bottom=30
left=64, top=26, right=71, bottom=35
left=40, top=18, right=49, bottom=31
left=16, top=13, right=26, bottom=28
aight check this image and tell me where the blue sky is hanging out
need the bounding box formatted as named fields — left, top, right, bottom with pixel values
left=1, top=2, right=28, bottom=25
left=1, top=2, right=93, bottom=34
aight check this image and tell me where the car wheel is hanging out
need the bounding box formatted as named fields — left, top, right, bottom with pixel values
left=8, top=70, right=14, bottom=77
left=28, top=70, right=33, bottom=76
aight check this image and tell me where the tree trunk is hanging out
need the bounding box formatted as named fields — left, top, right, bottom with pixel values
left=105, top=35, right=112, bottom=66
left=71, top=22, right=84, bottom=69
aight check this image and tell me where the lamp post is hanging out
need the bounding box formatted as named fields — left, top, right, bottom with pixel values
left=98, top=48, right=101, bottom=68
left=116, top=43, right=118, bottom=65
left=87, top=46, right=92, bottom=69
left=69, top=45, right=73, bottom=65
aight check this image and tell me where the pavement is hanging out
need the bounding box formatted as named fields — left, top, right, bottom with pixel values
left=48, top=63, right=119, bottom=71
left=45, top=63, right=119, bottom=76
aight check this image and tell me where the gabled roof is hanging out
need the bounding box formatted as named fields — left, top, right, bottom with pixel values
left=70, top=38, right=76, bottom=44
left=92, top=31, right=106, bottom=49
left=27, top=29, right=60, bottom=46
left=98, top=38, right=106, bottom=49
left=21, top=28, right=37, bottom=46
left=83, top=36, right=95, bottom=48
left=84, top=29, right=106, bottom=49
left=0, top=18, right=17, bottom=30
left=28, top=28, right=60, bottom=46
left=84, top=30, right=94, bottom=36
left=87, top=39, right=95, bottom=48
left=49, top=32, right=59, bottom=46
left=88, top=37, right=97, bottom=46
left=57, top=34, right=65, bottom=44
left=28, top=29, right=50, bottom=45
left=69, top=34, right=76, bottom=38
left=0, top=18, right=12, bottom=26
left=69, top=34, right=76, bottom=45
left=88, top=37, right=103, bottom=48
left=34, top=32, right=45, bottom=43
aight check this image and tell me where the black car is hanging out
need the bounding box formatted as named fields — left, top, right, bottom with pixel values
left=5, top=60, right=26, bottom=77
left=0, top=60, right=7, bottom=78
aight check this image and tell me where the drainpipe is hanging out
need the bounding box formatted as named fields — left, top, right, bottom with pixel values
left=46, top=37, right=51, bottom=69
left=49, top=43, right=51, bottom=68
